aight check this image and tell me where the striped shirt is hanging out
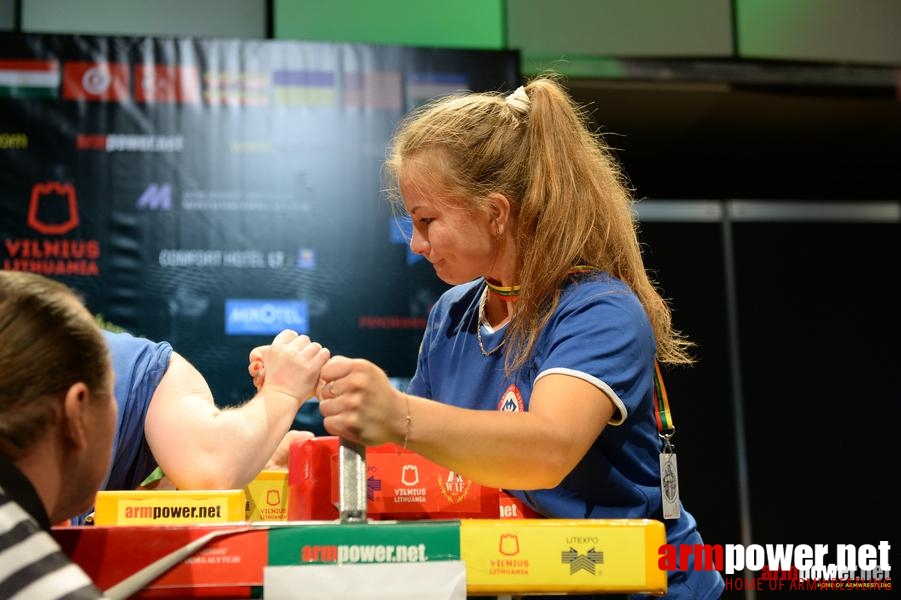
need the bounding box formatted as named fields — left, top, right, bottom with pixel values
left=0, top=457, right=106, bottom=599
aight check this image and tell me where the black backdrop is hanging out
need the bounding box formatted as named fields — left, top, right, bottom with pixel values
left=0, top=33, right=519, bottom=408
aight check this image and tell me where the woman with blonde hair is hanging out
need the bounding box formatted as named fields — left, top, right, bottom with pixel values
left=313, top=74, right=724, bottom=599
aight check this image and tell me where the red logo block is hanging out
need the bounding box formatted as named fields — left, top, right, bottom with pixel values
left=135, top=64, right=201, bottom=103
left=28, top=182, right=79, bottom=235
left=63, top=62, right=129, bottom=101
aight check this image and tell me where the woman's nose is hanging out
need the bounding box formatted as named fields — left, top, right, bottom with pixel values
left=409, top=229, right=429, bottom=255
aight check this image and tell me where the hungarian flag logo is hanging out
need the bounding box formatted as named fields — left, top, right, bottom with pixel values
left=0, top=59, right=60, bottom=98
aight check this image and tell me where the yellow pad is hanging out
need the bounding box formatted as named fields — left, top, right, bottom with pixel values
left=460, top=518, right=667, bottom=595
left=92, top=489, right=246, bottom=526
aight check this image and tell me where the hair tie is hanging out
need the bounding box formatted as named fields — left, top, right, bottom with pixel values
left=505, top=85, right=530, bottom=113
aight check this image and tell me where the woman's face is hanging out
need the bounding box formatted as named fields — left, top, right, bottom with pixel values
left=399, top=167, right=497, bottom=286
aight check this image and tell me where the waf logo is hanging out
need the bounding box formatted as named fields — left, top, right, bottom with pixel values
left=3, top=182, right=100, bottom=277
left=498, top=384, right=524, bottom=412
left=28, top=181, right=78, bottom=234
left=437, top=470, right=472, bottom=504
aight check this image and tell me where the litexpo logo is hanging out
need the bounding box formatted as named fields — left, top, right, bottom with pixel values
left=3, top=182, right=100, bottom=276
left=366, top=476, right=382, bottom=501
left=658, top=541, right=892, bottom=591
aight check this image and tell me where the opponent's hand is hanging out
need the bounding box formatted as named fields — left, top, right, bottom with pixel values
left=255, top=330, right=330, bottom=407
left=265, top=429, right=316, bottom=470
left=248, top=345, right=267, bottom=391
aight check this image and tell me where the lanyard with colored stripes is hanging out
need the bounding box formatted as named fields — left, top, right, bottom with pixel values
left=652, top=361, right=676, bottom=450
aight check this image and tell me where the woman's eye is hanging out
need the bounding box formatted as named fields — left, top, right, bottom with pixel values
left=418, top=218, right=433, bottom=225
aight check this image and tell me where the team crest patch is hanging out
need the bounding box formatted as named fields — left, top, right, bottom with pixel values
left=498, top=384, right=524, bottom=412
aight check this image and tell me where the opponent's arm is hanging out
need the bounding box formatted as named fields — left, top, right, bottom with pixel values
left=144, top=331, right=329, bottom=489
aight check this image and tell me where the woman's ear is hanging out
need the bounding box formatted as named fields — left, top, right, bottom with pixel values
left=487, top=193, right=511, bottom=232
left=61, top=382, right=91, bottom=451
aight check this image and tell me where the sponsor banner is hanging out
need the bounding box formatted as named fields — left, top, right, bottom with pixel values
left=267, top=520, right=461, bottom=566
left=461, top=519, right=666, bottom=595
left=75, top=134, right=183, bottom=152
left=0, top=31, right=518, bottom=411
left=136, top=183, right=173, bottom=210
left=225, top=299, right=308, bottom=335
left=2, top=181, right=101, bottom=277
left=92, top=490, right=246, bottom=525
left=180, top=189, right=310, bottom=212
left=159, top=249, right=288, bottom=269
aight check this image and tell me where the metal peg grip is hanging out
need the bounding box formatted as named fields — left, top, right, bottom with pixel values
left=338, top=438, right=367, bottom=523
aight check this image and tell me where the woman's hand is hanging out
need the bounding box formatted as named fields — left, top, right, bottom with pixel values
left=317, top=356, right=407, bottom=446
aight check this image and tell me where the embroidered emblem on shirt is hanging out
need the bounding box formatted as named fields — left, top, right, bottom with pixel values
left=498, top=384, right=524, bottom=412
